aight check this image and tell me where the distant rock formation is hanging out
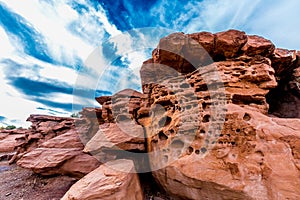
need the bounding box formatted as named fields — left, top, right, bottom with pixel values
left=1, top=29, right=300, bottom=199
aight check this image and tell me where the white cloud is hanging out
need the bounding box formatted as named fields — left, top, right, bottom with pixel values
left=1, top=0, right=87, bottom=60
left=0, top=27, right=15, bottom=59
left=245, top=0, right=300, bottom=49
left=0, top=0, right=125, bottom=126
left=1, top=0, right=121, bottom=66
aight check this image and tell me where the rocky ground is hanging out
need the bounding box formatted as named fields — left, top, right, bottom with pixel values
left=0, top=161, right=75, bottom=200
left=0, top=160, right=171, bottom=200
left=0, top=29, right=300, bottom=199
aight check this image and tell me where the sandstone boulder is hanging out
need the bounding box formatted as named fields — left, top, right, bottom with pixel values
left=8, top=115, right=76, bottom=163
left=16, top=129, right=100, bottom=178
left=17, top=147, right=100, bottom=178
left=84, top=122, right=145, bottom=153
left=40, top=130, right=83, bottom=149
left=188, top=31, right=215, bottom=55
left=214, top=29, right=247, bottom=58
left=147, top=104, right=300, bottom=199
left=61, top=159, right=143, bottom=200
left=271, top=48, right=297, bottom=77
left=241, top=35, right=275, bottom=57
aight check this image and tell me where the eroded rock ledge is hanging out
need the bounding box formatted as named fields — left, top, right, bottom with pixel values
left=1, top=29, right=300, bottom=200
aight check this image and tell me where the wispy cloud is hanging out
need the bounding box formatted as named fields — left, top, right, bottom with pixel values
left=0, top=0, right=299, bottom=127
left=147, top=0, right=300, bottom=50
left=0, top=2, right=54, bottom=63
left=0, top=0, right=124, bottom=126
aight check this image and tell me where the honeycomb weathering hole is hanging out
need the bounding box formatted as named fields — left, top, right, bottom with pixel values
left=158, top=116, right=172, bottom=127
left=187, top=146, right=194, bottom=155
left=202, top=114, right=210, bottom=123
left=116, top=114, right=131, bottom=123
left=243, top=113, right=251, bottom=121
left=158, top=131, right=168, bottom=141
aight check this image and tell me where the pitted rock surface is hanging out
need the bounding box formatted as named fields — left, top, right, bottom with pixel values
left=2, top=29, right=300, bottom=200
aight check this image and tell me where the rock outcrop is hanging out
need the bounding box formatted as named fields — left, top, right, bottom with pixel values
left=135, top=29, right=300, bottom=199
left=1, top=29, right=300, bottom=200
left=0, top=114, right=101, bottom=178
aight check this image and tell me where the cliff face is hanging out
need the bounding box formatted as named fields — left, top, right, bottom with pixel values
left=1, top=29, right=300, bottom=200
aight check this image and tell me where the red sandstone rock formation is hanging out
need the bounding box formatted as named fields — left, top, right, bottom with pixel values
left=1, top=29, right=300, bottom=199
left=137, top=29, right=300, bottom=199
left=1, top=114, right=101, bottom=178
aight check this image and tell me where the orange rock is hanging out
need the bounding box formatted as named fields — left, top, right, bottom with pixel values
left=214, top=29, right=247, bottom=58
left=40, top=130, right=84, bottom=149
left=241, top=35, right=275, bottom=57
left=134, top=30, right=300, bottom=199
left=17, top=147, right=100, bottom=178
left=84, top=122, right=145, bottom=153
left=17, top=147, right=82, bottom=174
left=148, top=105, right=300, bottom=199
left=0, top=134, right=24, bottom=152
left=61, top=159, right=143, bottom=200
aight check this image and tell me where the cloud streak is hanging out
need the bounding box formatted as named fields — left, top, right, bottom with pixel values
left=0, top=0, right=299, bottom=127
left=0, top=2, right=54, bottom=63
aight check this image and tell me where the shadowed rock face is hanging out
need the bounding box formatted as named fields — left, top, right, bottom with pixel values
left=1, top=29, right=300, bottom=200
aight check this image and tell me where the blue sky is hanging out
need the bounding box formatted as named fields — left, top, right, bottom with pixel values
left=0, top=0, right=300, bottom=127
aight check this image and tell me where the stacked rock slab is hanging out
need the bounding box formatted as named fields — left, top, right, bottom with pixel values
left=14, top=89, right=148, bottom=178
left=85, top=89, right=148, bottom=171
left=0, top=128, right=28, bottom=161
left=266, top=50, right=300, bottom=118
left=137, top=30, right=300, bottom=199
left=5, top=114, right=101, bottom=178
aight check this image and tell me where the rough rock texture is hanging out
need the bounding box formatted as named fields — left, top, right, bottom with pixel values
left=0, top=115, right=101, bottom=178
left=146, top=104, right=300, bottom=199
left=84, top=122, right=145, bottom=153
left=10, top=115, right=75, bottom=162
left=0, top=129, right=28, bottom=161
left=1, top=29, right=300, bottom=200
left=0, top=133, right=25, bottom=153
left=61, top=159, right=143, bottom=200
left=17, top=132, right=100, bottom=178
left=266, top=51, right=300, bottom=118
left=134, top=30, right=300, bottom=199
left=83, top=89, right=149, bottom=172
